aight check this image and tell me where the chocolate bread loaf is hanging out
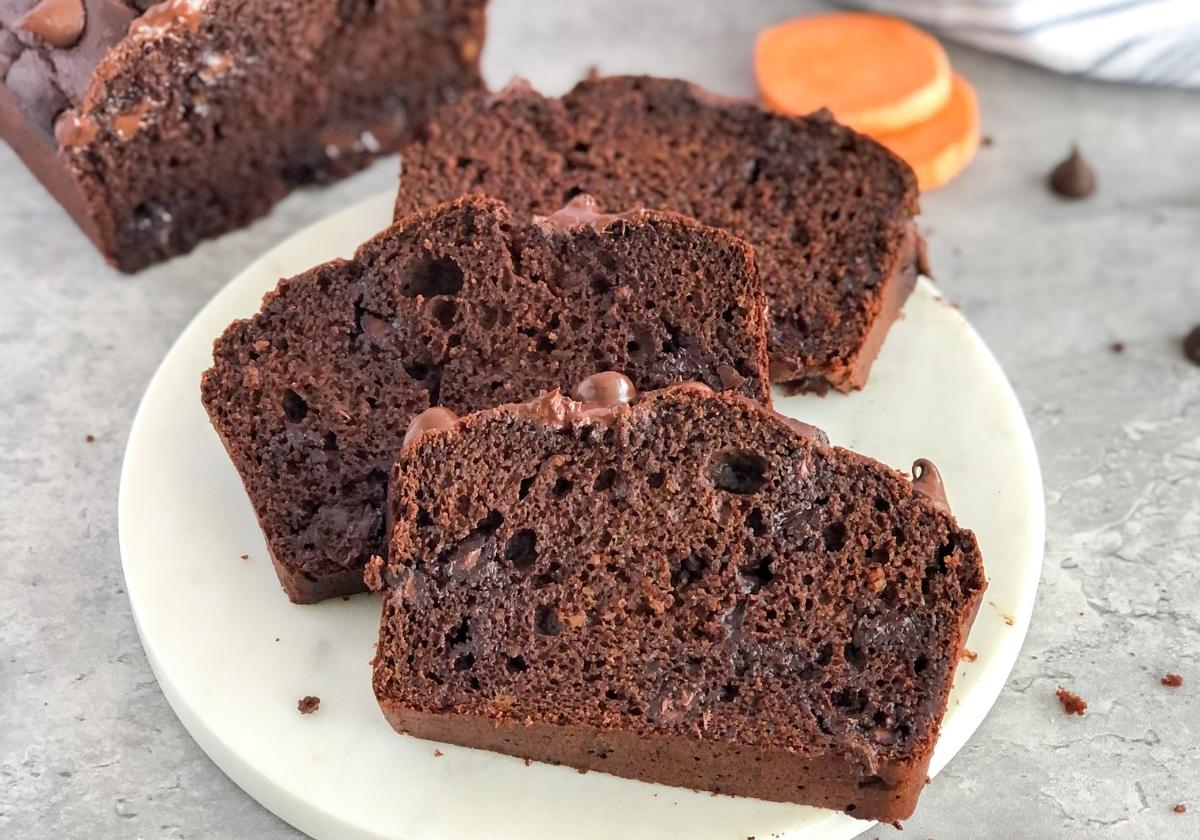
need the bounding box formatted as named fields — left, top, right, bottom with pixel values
left=202, top=196, right=771, bottom=603
left=0, top=0, right=485, bottom=271
left=370, top=376, right=985, bottom=821
left=393, top=75, right=924, bottom=392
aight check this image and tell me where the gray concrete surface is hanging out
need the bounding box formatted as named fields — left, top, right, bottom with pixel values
left=2, top=1, right=1198, bottom=837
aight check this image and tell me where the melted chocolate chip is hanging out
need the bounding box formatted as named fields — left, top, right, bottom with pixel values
left=14, top=0, right=87, bottom=49
left=534, top=193, right=643, bottom=233
left=111, top=101, right=149, bottom=140
left=1048, top=146, right=1096, bottom=200
left=911, top=459, right=950, bottom=514
left=573, top=371, right=636, bottom=408
left=775, top=414, right=828, bottom=446
left=402, top=406, right=459, bottom=447
left=658, top=381, right=713, bottom=396
left=128, top=0, right=205, bottom=40
left=54, top=108, right=99, bottom=146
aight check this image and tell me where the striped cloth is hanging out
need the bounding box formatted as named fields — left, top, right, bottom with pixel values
left=833, top=0, right=1200, bottom=86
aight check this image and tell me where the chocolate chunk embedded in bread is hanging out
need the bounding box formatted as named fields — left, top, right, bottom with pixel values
left=201, top=196, right=771, bottom=603
left=394, top=75, right=922, bottom=392
left=371, top=377, right=986, bottom=821
left=0, top=0, right=485, bottom=271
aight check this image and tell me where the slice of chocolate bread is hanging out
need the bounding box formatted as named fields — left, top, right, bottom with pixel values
left=0, top=0, right=485, bottom=271
left=202, top=196, right=771, bottom=603
left=393, top=75, right=924, bottom=393
left=370, top=375, right=985, bottom=821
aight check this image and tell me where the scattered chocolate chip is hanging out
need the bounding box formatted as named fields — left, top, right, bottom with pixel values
left=297, top=695, right=320, bottom=714
left=1056, top=686, right=1087, bottom=716
left=1048, top=146, right=1096, bottom=200
left=1109, top=341, right=1125, bottom=354
left=1162, top=673, right=1183, bottom=688
left=1183, top=325, right=1200, bottom=367
left=1174, top=803, right=1188, bottom=814
left=85, top=434, right=95, bottom=442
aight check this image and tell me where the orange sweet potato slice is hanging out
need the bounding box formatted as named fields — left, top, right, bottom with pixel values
left=755, top=13, right=951, bottom=134
left=873, top=74, right=980, bottom=191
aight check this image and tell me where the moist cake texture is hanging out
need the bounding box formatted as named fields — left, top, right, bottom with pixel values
left=371, top=376, right=985, bottom=820
left=0, top=0, right=485, bottom=270
left=394, top=75, right=923, bottom=392
left=202, top=196, right=771, bottom=603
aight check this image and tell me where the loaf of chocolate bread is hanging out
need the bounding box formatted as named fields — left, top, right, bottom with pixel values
left=370, top=375, right=985, bottom=821
left=0, top=0, right=485, bottom=271
left=202, top=196, right=771, bottom=603
left=394, top=75, right=924, bottom=392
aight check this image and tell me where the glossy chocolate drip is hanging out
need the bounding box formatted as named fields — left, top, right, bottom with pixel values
left=402, top=406, right=458, bottom=447
left=534, top=193, right=643, bottom=234
left=573, top=371, right=635, bottom=408
left=911, top=458, right=950, bottom=513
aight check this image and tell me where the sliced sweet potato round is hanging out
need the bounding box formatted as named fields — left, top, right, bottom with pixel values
left=755, top=13, right=951, bottom=134
left=874, top=74, right=980, bottom=191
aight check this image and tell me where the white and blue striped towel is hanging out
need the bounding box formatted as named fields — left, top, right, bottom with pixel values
left=834, top=0, right=1200, bottom=87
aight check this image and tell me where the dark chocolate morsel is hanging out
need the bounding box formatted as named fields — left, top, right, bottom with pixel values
left=14, top=0, right=87, bottom=49
left=402, top=406, right=459, bottom=447
left=573, top=371, right=636, bottom=408
left=1048, top=146, right=1096, bottom=200
left=5, top=50, right=68, bottom=135
left=1184, top=325, right=1200, bottom=367
left=47, top=0, right=138, bottom=104
left=911, top=459, right=950, bottom=513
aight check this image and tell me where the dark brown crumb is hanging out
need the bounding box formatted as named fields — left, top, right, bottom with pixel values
left=85, top=434, right=95, bottom=443
left=890, top=820, right=903, bottom=830
left=981, top=135, right=994, bottom=147
left=1184, top=326, right=1200, bottom=366
left=1110, top=341, right=1125, bottom=353
left=1003, top=614, right=1015, bottom=626
left=239, top=554, right=249, bottom=560
left=576, top=767, right=588, bottom=774
left=1056, top=686, right=1087, bottom=715
left=523, top=757, right=532, bottom=766
left=433, top=749, right=443, bottom=757
left=297, top=695, right=320, bottom=714
left=1174, top=803, right=1188, bottom=814
left=1162, top=673, right=1184, bottom=687
left=962, top=648, right=978, bottom=662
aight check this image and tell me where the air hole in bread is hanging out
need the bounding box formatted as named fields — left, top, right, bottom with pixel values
left=504, top=529, right=537, bottom=571
left=282, top=389, right=308, bottom=422
left=713, top=450, right=768, bottom=494
left=534, top=604, right=562, bottom=636
left=403, top=255, right=464, bottom=298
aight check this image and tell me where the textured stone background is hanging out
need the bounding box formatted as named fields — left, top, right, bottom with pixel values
left=1, top=1, right=1197, bottom=838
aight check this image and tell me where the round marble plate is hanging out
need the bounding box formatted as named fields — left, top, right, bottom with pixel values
left=119, top=192, right=1044, bottom=840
